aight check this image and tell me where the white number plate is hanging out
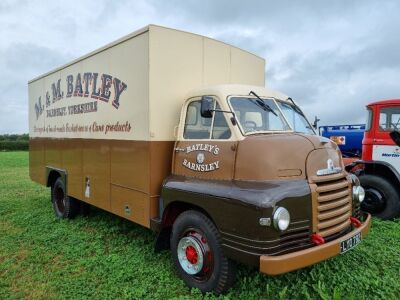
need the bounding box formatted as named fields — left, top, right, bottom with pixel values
left=340, top=232, right=361, bottom=254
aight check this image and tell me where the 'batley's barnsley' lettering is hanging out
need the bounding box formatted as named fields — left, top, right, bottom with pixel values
left=34, top=72, right=127, bottom=120
left=182, top=144, right=220, bottom=172
left=186, top=143, right=219, bottom=155
left=183, top=159, right=220, bottom=172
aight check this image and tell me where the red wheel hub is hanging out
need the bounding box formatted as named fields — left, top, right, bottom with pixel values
left=185, top=245, right=198, bottom=264
left=177, top=230, right=214, bottom=279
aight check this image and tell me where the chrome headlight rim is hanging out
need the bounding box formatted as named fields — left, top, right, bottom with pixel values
left=349, top=174, right=360, bottom=186
left=273, top=207, right=291, bottom=231
left=353, top=185, right=365, bottom=203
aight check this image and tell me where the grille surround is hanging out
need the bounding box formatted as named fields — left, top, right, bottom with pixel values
left=310, top=172, right=352, bottom=238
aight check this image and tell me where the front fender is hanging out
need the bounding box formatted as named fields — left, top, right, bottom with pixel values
left=161, top=175, right=312, bottom=266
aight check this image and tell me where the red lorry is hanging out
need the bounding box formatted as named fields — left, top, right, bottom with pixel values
left=347, top=99, right=400, bottom=219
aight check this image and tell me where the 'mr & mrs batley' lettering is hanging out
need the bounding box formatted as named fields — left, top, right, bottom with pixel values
left=34, top=72, right=127, bottom=120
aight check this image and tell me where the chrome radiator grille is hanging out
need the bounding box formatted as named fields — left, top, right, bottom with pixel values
left=310, top=172, right=352, bottom=237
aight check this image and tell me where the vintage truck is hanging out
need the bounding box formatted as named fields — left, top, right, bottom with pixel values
left=346, top=99, right=400, bottom=219
left=29, top=25, right=371, bottom=293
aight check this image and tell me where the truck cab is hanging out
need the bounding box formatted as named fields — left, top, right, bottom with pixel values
left=363, top=99, right=400, bottom=168
left=347, top=99, right=400, bottom=219
left=172, top=85, right=315, bottom=180
left=158, top=84, right=371, bottom=292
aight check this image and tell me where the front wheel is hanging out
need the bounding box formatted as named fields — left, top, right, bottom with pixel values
left=359, top=175, right=400, bottom=220
left=170, top=210, right=236, bottom=294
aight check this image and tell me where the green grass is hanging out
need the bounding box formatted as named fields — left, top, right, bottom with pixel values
left=0, top=152, right=399, bottom=299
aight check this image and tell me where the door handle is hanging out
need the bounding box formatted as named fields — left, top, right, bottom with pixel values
left=373, top=139, right=384, bottom=142
left=174, top=147, right=185, bottom=152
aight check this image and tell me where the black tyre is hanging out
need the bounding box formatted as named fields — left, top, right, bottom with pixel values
left=170, top=210, right=236, bottom=294
left=359, top=175, right=400, bottom=220
left=51, top=177, right=80, bottom=219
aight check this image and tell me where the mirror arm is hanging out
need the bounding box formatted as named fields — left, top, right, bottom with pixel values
left=211, top=109, right=237, bottom=126
left=313, top=116, right=320, bottom=130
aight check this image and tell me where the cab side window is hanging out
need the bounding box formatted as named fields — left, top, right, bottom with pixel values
left=183, top=99, right=231, bottom=140
left=184, top=101, right=211, bottom=139
left=379, top=106, right=400, bottom=131
left=379, top=112, right=387, bottom=130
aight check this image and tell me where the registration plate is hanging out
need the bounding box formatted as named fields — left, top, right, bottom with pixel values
left=340, top=232, right=361, bottom=254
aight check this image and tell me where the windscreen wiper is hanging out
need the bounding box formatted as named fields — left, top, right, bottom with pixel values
left=287, top=97, right=304, bottom=115
left=287, top=97, right=314, bottom=131
left=249, top=91, right=277, bottom=116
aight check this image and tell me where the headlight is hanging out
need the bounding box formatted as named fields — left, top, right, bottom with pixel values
left=273, top=207, right=290, bottom=231
left=353, top=186, right=365, bottom=203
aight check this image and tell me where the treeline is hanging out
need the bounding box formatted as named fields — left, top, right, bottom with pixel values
left=0, top=134, right=29, bottom=151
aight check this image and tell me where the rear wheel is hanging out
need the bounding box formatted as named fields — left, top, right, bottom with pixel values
left=170, top=210, right=236, bottom=294
left=51, top=177, right=80, bottom=219
left=359, top=175, right=400, bottom=220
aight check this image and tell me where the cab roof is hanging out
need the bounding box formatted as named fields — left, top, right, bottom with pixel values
left=185, top=84, right=290, bottom=102
left=368, top=99, right=400, bottom=106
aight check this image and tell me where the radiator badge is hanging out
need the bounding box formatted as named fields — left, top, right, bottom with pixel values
left=182, top=143, right=220, bottom=172
left=316, top=158, right=342, bottom=176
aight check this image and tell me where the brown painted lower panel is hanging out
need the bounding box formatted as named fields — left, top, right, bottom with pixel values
left=110, top=185, right=150, bottom=227
left=29, top=138, right=174, bottom=229
left=29, top=138, right=46, bottom=185
left=62, top=139, right=83, bottom=199
left=82, top=139, right=111, bottom=211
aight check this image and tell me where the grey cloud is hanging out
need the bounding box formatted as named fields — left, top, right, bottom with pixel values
left=1, top=0, right=400, bottom=133
left=4, top=43, right=73, bottom=75
left=0, top=43, right=72, bottom=134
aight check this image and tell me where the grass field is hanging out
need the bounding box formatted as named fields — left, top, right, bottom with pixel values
left=0, top=152, right=399, bottom=299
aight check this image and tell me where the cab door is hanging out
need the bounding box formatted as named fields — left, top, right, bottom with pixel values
left=173, top=97, right=237, bottom=180
left=372, top=104, right=400, bottom=171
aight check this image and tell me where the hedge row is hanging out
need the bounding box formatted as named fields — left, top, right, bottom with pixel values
left=0, top=134, right=29, bottom=141
left=0, top=141, right=29, bottom=151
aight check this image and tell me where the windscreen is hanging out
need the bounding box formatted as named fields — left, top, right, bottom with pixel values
left=229, top=97, right=290, bottom=134
left=277, top=101, right=315, bottom=134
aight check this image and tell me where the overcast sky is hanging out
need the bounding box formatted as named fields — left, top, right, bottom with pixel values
left=1, top=0, right=399, bottom=134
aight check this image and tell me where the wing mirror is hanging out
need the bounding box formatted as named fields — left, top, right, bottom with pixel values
left=313, top=116, right=320, bottom=130
left=390, top=131, right=400, bottom=147
left=200, top=96, right=214, bottom=118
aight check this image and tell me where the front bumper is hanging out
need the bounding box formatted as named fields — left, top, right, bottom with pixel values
left=259, top=214, right=372, bottom=275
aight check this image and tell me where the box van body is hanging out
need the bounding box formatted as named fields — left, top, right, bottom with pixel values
left=29, top=25, right=264, bottom=227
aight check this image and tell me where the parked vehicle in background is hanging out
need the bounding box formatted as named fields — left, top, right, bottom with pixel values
left=347, top=99, right=400, bottom=219
left=319, top=124, right=365, bottom=158
left=29, top=24, right=371, bottom=294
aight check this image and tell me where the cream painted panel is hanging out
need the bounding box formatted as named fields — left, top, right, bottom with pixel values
left=203, top=38, right=230, bottom=85
left=29, top=25, right=265, bottom=142
left=105, top=33, right=149, bottom=140
left=29, top=32, right=149, bottom=141
left=149, top=26, right=203, bottom=141
left=28, top=79, right=46, bottom=136
left=230, top=47, right=265, bottom=86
